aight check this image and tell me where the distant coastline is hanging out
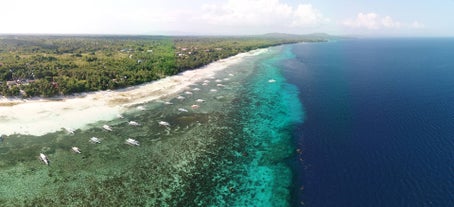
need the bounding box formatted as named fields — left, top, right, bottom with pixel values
left=0, top=34, right=331, bottom=98
left=0, top=47, right=270, bottom=136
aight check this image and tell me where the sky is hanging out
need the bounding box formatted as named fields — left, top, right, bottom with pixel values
left=0, top=0, right=453, bottom=36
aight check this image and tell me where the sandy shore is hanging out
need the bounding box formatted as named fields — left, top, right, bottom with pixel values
left=0, top=48, right=268, bottom=136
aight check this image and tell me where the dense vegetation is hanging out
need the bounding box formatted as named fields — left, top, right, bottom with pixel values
left=0, top=34, right=328, bottom=97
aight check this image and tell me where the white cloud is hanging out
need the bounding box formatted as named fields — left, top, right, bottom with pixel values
left=410, top=21, right=425, bottom=29
left=0, top=0, right=330, bottom=35
left=381, top=16, right=402, bottom=29
left=343, top=12, right=422, bottom=30
left=291, top=4, right=330, bottom=27
left=199, top=0, right=328, bottom=29
left=342, top=13, right=378, bottom=29
left=342, top=12, right=402, bottom=30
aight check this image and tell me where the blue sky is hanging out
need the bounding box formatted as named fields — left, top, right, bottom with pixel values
left=0, top=0, right=452, bottom=36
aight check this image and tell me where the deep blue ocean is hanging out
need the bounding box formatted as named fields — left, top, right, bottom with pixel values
left=284, top=38, right=454, bottom=206
left=2, top=39, right=454, bottom=206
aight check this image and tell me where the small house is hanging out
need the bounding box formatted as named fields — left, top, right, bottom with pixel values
left=6, top=81, right=16, bottom=86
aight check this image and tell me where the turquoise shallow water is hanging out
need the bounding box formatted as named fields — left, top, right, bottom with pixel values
left=0, top=45, right=303, bottom=206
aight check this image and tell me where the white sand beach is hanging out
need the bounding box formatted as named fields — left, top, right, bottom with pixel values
left=0, top=48, right=268, bottom=136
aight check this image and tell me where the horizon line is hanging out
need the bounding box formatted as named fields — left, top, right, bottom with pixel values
left=0, top=32, right=452, bottom=38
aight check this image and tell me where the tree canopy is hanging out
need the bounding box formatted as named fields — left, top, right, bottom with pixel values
left=0, top=34, right=328, bottom=97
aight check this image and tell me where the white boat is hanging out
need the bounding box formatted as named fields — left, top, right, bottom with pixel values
left=103, top=125, right=113, bottom=131
left=196, top=99, right=205, bottom=103
left=268, top=79, right=276, bottom=83
left=178, top=108, right=189, bottom=112
left=191, top=104, right=200, bottom=109
left=176, top=95, right=185, bottom=100
left=158, top=121, right=170, bottom=127
left=137, top=106, right=146, bottom=111
left=64, top=127, right=75, bottom=134
left=164, top=101, right=173, bottom=105
left=125, top=138, right=140, bottom=146
left=210, top=89, right=217, bottom=92
left=184, top=91, right=193, bottom=95
left=40, top=153, right=49, bottom=165
left=71, top=147, right=81, bottom=154
left=128, top=121, right=140, bottom=126
left=90, top=137, right=101, bottom=144
left=193, top=88, right=201, bottom=91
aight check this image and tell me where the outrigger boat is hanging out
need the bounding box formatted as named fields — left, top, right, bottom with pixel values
left=128, top=121, right=140, bottom=126
left=40, top=153, right=49, bottom=165
left=71, top=147, right=81, bottom=154
left=103, top=125, right=113, bottom=131
left=90, top=137, right=101, bottom=144
left=125, top=138, right=140, bottom=146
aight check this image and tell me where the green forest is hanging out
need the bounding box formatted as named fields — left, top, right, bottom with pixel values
left=0, top=34, right=328, bottom=97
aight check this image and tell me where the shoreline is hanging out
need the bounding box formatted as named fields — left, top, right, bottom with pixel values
left=0, top=48, right=269, bottom=136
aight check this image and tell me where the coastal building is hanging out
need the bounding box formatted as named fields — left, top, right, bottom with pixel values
left=6, top=81, right=16, bottom=86
left=6, top=79, right=36, bottom=88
